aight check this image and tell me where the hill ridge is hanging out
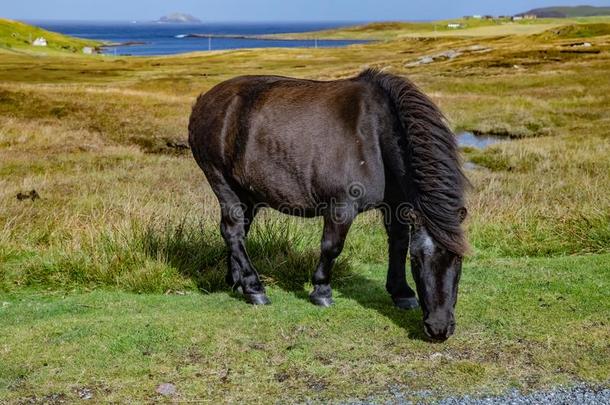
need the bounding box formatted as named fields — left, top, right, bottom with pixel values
left=518, top=5, right=610, bottom=18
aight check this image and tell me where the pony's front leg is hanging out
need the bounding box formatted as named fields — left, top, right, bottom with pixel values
left=310, top=212, right=354, bottom=307
left=384, top=209, right=419, bottom=310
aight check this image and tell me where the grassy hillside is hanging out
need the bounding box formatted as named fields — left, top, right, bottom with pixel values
left=521, top=6, right=610, bottom=18
left=273, top=16, right=610, bottom=40
left=0, top=19, right=609, bottom=403
left=0, top=18, right=99, bottom=53
left=268, top=19, right=506, bottom=40
left=535, top=22, right=610, bottom=39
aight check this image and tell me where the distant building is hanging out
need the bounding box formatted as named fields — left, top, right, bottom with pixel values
left=32, top=37, right=47, bottom=47
left=472, top=15, right=482, bottom=19
left=523, top=14, right=538, bottom=20
left=82, top=47, right=95, bottom=54
left=447, top=23, right=463, bottom=29
left=512, top=16, right=523, bottom=21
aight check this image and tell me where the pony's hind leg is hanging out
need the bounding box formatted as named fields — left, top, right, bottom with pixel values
left=384, top=208, right=419, bottom=310
left=225, top=203, right=258, bottom=290
left=310, top=211, right=354, bottom=307
left=220, top=201, right=269, bottom=305
left=205, top=167, right=269, bottom=305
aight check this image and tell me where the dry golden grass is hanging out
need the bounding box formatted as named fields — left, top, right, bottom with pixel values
left=1, top=28, right=609, bottom=269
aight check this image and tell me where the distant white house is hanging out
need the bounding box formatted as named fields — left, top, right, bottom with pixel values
left=472, top=15, right=482, bottom=19
left=447, top=23, right=463, bottom=29
left=32, top=37, right=47, bottom=46
left=82, top=47, right=95, bottom=54
left=512, top=16, right=523, bottom=21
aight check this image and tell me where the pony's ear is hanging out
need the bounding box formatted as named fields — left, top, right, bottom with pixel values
left=458, top=207, right=468, bottom=223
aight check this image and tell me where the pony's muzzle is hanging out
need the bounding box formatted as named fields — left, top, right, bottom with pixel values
left=423, top=319, right=455, bottom=342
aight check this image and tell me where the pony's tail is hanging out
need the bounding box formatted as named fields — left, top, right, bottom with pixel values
left=359, top=68, right=469, bottom=255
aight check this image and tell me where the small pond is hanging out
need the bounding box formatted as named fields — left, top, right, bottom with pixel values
left=457, top=131, right=507, bottom=148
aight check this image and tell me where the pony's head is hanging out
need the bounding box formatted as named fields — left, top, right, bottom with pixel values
left=408, top=207, right=467, bottom=342
left=359, top=69, right=470, bottom=341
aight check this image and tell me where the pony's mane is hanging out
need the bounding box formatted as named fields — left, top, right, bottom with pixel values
left=359, top=68, right=470, bottom=255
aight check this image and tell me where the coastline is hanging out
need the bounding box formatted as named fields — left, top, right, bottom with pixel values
left=179, top=33, right=369, bottom=42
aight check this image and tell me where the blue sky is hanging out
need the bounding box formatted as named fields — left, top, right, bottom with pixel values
left=5, top=0, right=610, bottom=21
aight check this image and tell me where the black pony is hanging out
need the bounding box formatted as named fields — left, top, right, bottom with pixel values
left=189, top=69, right=468, bottom=341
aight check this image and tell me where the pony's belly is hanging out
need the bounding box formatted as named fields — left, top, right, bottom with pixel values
left=238, top=146, right=386, bottom=211
left=260, top=199, right=382, bottom=219
left=266, top=204, right=321, bottom=218
left=243, top=177, right=385, bottom=218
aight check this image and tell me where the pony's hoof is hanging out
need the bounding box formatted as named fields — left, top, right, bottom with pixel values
left=310, top=296, right=333, bottom=307
left=393, top=296, right=419, bottom=310
left=245, top=293, right=271, bottom=305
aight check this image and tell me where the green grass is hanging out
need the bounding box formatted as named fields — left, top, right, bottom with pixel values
left=0, top=17, right=609, bottom=402
left=1, top=254, right=608, bottom=402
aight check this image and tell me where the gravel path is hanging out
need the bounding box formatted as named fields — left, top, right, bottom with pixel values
left=435, top=385, right=610, bottom=404
left=346, top=384, right=610, bottom=404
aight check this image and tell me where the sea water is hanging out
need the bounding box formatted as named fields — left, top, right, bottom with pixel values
left=30, top=21, right=369, bottom=56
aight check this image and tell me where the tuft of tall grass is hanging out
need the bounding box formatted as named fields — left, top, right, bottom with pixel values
left=1, top=220, right=191, bottom=293
left=0, top=216, right=354, bottom=294
left=141, top=216, right=353, bottom=293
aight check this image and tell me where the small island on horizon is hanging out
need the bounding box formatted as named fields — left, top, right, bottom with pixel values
left=156, top=12, right=201, bottom=24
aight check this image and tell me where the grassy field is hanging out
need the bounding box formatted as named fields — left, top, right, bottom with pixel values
left=0, top=19, right=609, bottom=403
